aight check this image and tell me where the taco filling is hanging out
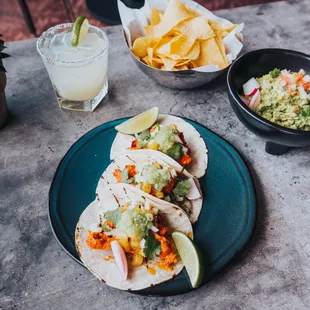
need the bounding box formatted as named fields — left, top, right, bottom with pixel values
left=112, top=161, right=200, bottom=212
left=86, top=201, right=179, bottom=276
left=130, top=124, right=193, bottom=166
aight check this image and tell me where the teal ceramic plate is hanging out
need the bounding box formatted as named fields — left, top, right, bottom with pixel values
left=49, top=116, right=256, bottom=296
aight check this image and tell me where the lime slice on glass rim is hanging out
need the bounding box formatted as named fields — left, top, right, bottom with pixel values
left=115, top=107, right=159, bottom=134
left=172, top=231, right=204, bottom=289
left=71, top=16, right=89, bottom=47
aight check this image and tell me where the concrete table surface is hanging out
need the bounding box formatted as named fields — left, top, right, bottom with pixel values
left=1, top=0, right=310, bottom=309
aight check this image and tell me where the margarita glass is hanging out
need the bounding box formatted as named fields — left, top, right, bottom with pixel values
left=37, top=23, right=109, bottom=112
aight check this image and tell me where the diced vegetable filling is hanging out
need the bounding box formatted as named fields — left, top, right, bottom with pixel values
left=112, top=162, right=193, bottom=207
left=86, top=201, right=179, bottom=271
left=130, top=123, right=193, bottom=165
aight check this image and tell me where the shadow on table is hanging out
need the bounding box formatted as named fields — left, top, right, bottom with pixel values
left=194, top=159, right=268, bottom=292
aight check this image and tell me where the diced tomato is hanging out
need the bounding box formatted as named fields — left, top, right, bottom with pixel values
left=280, top=74, right=290, bottom=85
left=125, top=165, right=137, bottom=177
left=113, top=169, right=122, bottom=183
left=178, top=153, right=192, bottom=166
left=162, top=178, right=176, bottom=193
left=130, top=139, right=138, bottom=150
left=294, top=73, right=304, bottom=83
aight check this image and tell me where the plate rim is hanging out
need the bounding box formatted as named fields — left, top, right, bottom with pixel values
left=48, top=115, right=257, bottom=295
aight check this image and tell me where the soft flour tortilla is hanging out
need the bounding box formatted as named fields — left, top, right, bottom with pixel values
left=76, top=183, right=193, bottom=291
left=96, top=150, right=203, bottom=223
left=110, top=114, right=208, bottom=178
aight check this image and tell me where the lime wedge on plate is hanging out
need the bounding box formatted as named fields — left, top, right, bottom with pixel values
left=71, top=16, right=89, bottom=47
left=172, top=232, right=204, bottom=288
left=115, top=107, right=159, bottom=134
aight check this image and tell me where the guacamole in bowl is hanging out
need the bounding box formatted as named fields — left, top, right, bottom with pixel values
left=241, top=68, right=310, bottom=130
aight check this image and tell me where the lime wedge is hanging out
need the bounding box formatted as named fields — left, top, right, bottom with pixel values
left=115, top=107, right=159, bottom=135
left=71, top=16, right=89, bottom=47
left=172, top=232, right=204, bottom=288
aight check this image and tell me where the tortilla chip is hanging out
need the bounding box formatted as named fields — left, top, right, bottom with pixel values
left=160, top=57, right=179, bottom=70
left=195, top=38, right=227, bottom=69
left=175, top=64, right=189, bottom=70
left=154, top=36, right=174, bottom=55
left=151, top=8, right=161, bottom=25
left=182, top=40, right=200, bottom=60
left=147, top=47, right=162, bottom=68
left=152, top=0, right=197, bottom=38
left=131, top=37, right=148, bottom=58
left=170, top=34, right=196, bottom=57
left=209, top=21, right=237, bottom=32
left=174, top=16, right=215, bottom=40
left=214, top=37, right=228, bottom=67
left=214, top=30, right=229, bottom=38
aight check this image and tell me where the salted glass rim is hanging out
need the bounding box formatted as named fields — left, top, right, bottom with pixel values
left=36, top=23, right=109, bottom=66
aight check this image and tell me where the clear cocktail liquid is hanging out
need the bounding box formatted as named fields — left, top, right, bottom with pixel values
left=37, top=24, right=109, bottom=112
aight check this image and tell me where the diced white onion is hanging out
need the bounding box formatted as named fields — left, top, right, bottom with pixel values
left=281, top=69, right=288, bottom=76
left=291, top=84, right=297, bottom=90
left=89, top=223, right=102, bottom=232
left=243, top=77, right=259, bottom=96
left=152, top=207, right=159, bottom=215
left=150, top=225, right=159, bottom=232
left=302, top=75, right=310, bottom=83
left=170, top=169, right=177, bottom=178
left=181, top=145, right=188, bottom=154
left=144, top=200, right=150, bottom=211
left=140, top=238, right=146, bottom=249
left=164, top=195, right=171, bottom=202
left=146, top=213, right=153, bottom=221
left=175, top=135, right=183, bottom=144
left=298, top=86, right=308, bottom=99
left=299, top=69, right=306, bottom=75
left=280, top=80, right=287, bottom=86
left=176, top=197, right=184, bottom=202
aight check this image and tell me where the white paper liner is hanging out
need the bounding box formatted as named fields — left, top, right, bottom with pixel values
left=118, top=0, right=244, bottom=72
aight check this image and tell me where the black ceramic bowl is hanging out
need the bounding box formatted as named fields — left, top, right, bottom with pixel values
left=227, top=48, right=310, bottom=155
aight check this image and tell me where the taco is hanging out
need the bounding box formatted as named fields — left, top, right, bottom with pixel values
left=110, top=114, right=208, bottom=178
left=96, top=150, right=202, bottom=223
left=75, top=183, right=193, bottom=291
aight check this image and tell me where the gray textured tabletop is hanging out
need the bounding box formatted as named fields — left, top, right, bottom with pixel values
left=1, top=1, right=310, bottom=309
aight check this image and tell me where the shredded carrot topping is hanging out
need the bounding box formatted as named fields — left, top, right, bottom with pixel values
left=86, top=232, right=113, bottom=250
left=159, top=226, right=168, bottom=236
left=178, top=153, right=192, bottom=166
left=154, top=233, right=178, bottom=269
left=125, top=164, right=137, bottom=177
left=113, top=169, right=122, bottom=183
